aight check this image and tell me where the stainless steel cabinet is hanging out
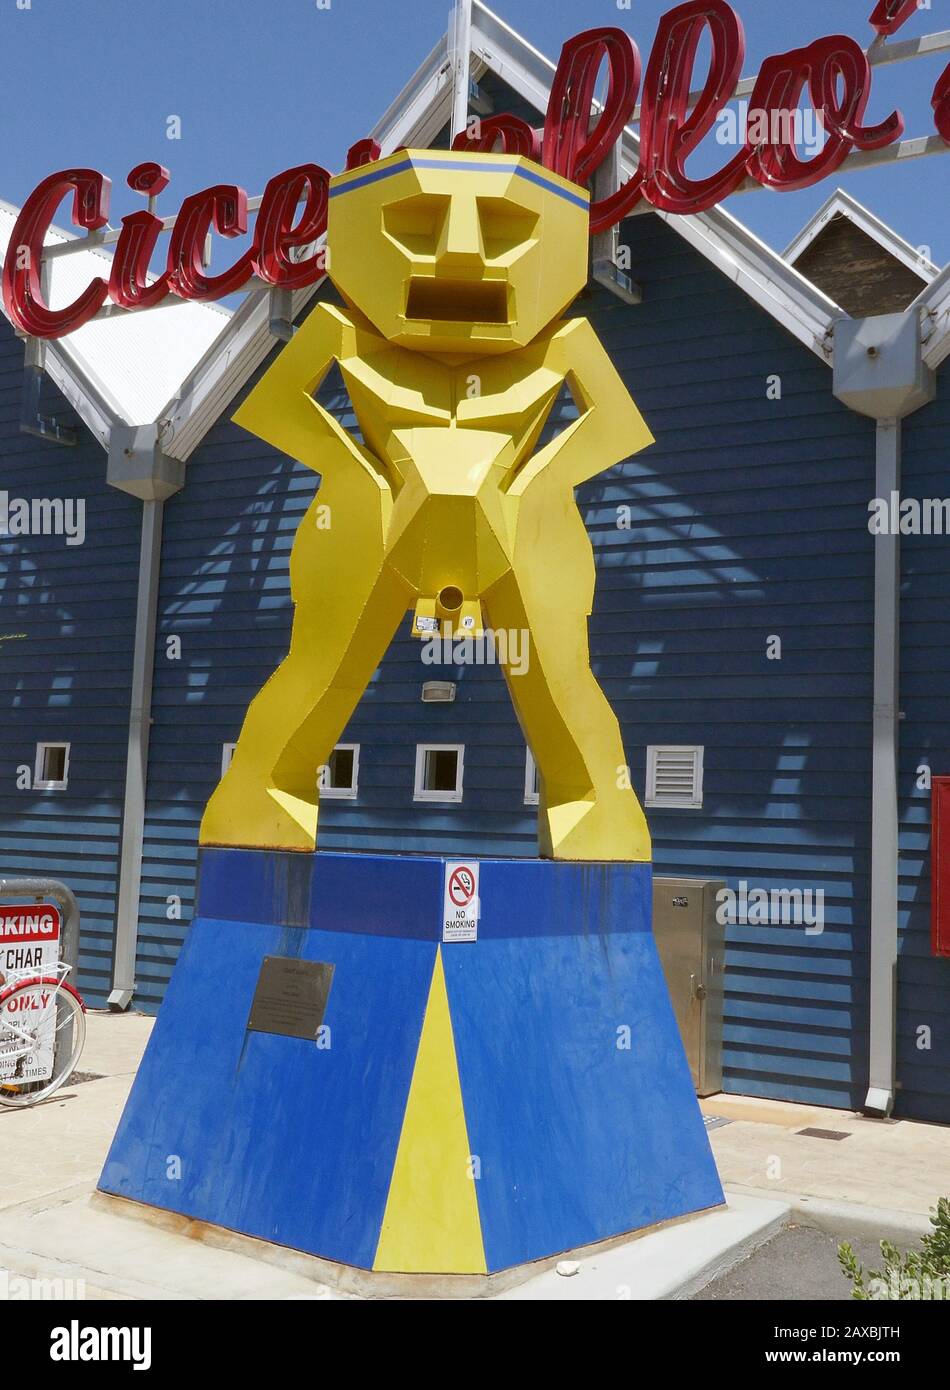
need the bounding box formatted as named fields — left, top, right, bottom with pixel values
left=652, top=876, right=725, bottom=1096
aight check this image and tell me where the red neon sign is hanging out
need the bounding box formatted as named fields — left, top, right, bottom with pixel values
left=869, top=0, right=922, bottom=38
left=934, top=62, right=950, bottom=143
left=3, top=0, right=935, bottom=338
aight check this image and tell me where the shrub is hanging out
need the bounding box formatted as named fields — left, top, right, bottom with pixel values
left=839, top=1198, right=950, bottom=1300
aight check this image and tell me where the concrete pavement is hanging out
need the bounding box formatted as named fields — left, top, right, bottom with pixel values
left=701, top=1092, right=950, bottom=1229
left=0, top=1012, right=947, bottom=1299
left=1, top=1012, right=153, bottom=1213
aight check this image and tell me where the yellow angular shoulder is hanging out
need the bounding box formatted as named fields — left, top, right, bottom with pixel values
left=232, top=303, right=357, bottom=465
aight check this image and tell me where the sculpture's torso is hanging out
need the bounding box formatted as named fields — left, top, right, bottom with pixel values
left=325, top=309, right=579, bottom=593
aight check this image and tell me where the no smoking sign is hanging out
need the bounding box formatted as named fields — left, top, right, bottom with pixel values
left=442, top=861, right=480, bottom=943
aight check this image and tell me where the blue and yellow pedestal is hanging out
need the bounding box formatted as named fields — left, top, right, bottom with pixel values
left=99, top=850, right=723, bottom=1276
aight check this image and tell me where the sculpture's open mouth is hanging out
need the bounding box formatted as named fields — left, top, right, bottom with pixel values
left=405, top=277, right=509, bottom=324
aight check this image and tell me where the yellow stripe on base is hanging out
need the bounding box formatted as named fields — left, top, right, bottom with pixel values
left=373, top=947, right=487, bottom=1274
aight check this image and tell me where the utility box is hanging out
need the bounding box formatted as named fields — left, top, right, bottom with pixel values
left=932, top=778, right=950, bottom=958
left=653, top=876, right=726, bottom=1096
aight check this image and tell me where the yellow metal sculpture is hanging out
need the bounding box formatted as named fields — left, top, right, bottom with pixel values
left=201, top=149, right=654, bottom=861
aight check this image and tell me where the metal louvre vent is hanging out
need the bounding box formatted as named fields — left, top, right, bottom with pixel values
left=645, top=746, right=704, bottom=810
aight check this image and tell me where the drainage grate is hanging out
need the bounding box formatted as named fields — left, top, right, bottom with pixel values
left=796, top=1127, right=851, bottom=1141
left=703, top=1115, right=733, bottom=1131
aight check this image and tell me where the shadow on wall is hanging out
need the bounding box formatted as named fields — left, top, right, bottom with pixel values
left=0, top=370, right=142, bottom=998
left=142, top=224, right=878, bottom=1111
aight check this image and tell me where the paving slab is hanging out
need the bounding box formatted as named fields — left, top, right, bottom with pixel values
left=79, top=1010, right=154, bottom=1079
left=0, top=1075, right=136, bottom=1211
left=703, top=1093, right=950, bottom=1220
left=0, top=1185, right=788, bottom=1301
left=0, top=1014, right=945, bottom=1300
left=0, top=1190, right=345, bottom=1301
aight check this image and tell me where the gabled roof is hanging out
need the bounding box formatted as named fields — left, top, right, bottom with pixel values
left=10, top=1, right=950, bottom=464
left=159, top=29, right=456, bottom=463
left=784, top=197, right=950, bottom=373
left=784, top=189, right=939, bottom=282
left=159, top=0, right=851, bottom=464
left=468, top=3, right=845, bottom=351
left=0, top=201, right=230, bottom=450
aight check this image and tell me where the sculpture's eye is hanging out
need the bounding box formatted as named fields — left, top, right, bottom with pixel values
left=383, top=194, right=450, bottom=257
left=476, top=198, right=539, bottom=262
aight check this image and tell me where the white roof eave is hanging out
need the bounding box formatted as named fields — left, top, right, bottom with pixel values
left=618, top=163, right=846, bottom=357
left=161, top=29, right=456, bottom=463
left=910, top=262, right=950, bottom=370
left=0, top=198, right=233, bottom=450
left=161, top=2, right=856, bottom=464
left=468, top=1, right=844, bottom=360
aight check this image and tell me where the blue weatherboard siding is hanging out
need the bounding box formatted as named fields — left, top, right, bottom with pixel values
left=0, top=318, right=141, bottom=1004
left=586, top=218, right=876, bottom=1112
left=138, top=217, right=880, bottom=1117
left=0, top=66, right=933, bottom=1122
left=897, top=366, right=950, bottom=1123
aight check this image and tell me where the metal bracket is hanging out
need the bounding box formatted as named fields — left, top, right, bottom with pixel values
left=268, top=286, right=295, bottom=342
left=592, top=256, right=642, bottom=305
left=19, top=361, right=79, bottom=446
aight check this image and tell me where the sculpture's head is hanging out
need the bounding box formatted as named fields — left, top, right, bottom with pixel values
left=326, top=149, right=590, bottom=355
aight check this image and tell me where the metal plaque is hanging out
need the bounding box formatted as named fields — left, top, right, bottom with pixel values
left=247, top=956, right=334, bottom=1040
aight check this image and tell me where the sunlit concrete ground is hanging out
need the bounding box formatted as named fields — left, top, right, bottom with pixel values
left=699, top=1092, right=950, bottom=1218
left=0, top=1013, right=947, bottom=1299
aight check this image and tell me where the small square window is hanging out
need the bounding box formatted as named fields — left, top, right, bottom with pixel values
left=414, top=744, right=464, bottom=803
left=34, top=742, right=70, bottom=791
left=221, top=743, right=237, bottom=777
left=319, top=743, right=360, bottom=800
left=645, top=745, right=704, bottom=810
left=524, top=749, right=540, bottom=805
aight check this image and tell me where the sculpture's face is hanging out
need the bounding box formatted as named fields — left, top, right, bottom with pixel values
left=327, top=150, right=590, bottom=355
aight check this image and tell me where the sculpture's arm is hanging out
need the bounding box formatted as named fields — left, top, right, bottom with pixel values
left=232, top=302, right=390, bottom=493
left=509, top=317, right=654, bottom=496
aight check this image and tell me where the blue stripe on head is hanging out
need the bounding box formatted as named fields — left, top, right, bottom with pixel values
left=329, top=157, right=589, bottom=211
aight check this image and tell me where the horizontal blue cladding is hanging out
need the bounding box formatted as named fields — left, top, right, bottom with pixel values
left=896, top=363, right=950, bottom=1123
left=576, top=221, right=876, bottom=1114
left=0, top=318, right=140, bottom=1005
left=595, top=233, right=870, bottom=1110
left=135, top=216, right=879, bottom=1115
left=133, top=225, right=879, bottom=1117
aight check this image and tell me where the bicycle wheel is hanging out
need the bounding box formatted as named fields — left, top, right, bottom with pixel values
left=0, top=978, right=86, bottom=1109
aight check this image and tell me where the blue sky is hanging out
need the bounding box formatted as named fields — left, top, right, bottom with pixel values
left=0, top=0, right=947, bottom=263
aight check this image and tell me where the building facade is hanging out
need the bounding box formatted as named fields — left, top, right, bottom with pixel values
left=2, top=6, right=950, bottom=1124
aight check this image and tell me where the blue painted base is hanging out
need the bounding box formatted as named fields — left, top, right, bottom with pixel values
left=99, top=850, right=723, bottom=1274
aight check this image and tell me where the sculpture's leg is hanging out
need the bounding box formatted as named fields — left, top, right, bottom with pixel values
left=201, top=492, right=409, bottom=851
left=485, top=500, right=650, bottom=862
